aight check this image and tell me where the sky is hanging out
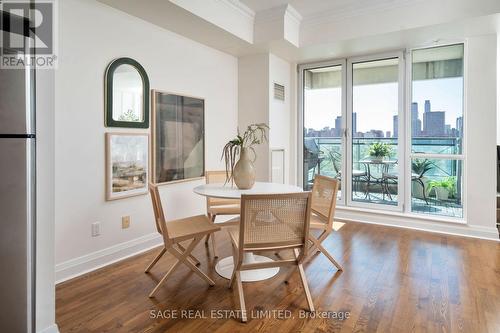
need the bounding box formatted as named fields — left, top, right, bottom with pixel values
left=304, top=77, right=463, bottom=134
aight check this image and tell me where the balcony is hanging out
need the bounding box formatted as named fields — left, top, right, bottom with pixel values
left=304, top=137, right=463, bottom=218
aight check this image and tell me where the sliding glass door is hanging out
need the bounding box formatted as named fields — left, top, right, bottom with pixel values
left=347, top=54, right=404, bottom=210
left=300, top=54, right=404, bottom=210
left=299, top=44, right=465, bottom=220
left=301, top=60, right=345, bottom=202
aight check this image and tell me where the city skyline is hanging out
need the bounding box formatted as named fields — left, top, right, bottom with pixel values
left=304, top=77, right=463, bottom=137
left=306, top=99, right=463, bottom=139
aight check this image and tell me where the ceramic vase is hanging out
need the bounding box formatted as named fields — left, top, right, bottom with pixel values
left=233, top=148, right=255, bottom=189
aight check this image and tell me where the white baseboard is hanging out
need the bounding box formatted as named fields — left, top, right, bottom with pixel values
left=55, top=233, right=163, bottom=284
left=336, top=208, right=499, bottom=241
left=38, top=323, right=59, bottom=333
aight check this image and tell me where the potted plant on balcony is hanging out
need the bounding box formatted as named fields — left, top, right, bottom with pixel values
left=428, top=177, right=456, bottom=201
left=368, top=142, right=392, bottom=162
left=221, top=123, right=269, bottom=189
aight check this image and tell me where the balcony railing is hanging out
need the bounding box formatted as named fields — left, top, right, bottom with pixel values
left=303, top=136, right=463, bottom=218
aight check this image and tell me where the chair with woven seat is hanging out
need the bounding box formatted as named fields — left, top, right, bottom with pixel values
left=204, top=170, right=240, bottom=257
left=306, top=175, right=344, bottom=271
left=227, top=192, right=314, bottom=322
left=145, top=183, right=221, bottom=298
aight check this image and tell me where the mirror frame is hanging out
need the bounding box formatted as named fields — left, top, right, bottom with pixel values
left=105, top=57, right=150, bottom=128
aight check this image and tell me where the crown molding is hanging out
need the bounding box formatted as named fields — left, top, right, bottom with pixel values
left=255, top=4, right=303, bottom=25
left=254, top=4, right=287, bottom=24
left=221, top=0, right=255, bottom=21
left=285, top=4, right=303, bottom=25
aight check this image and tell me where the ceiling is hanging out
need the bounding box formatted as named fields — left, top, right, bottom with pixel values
left=240, top=0, right=393, bottom=19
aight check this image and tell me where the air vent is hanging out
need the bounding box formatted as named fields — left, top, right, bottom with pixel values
left=273, top=83, right=285, bottom=101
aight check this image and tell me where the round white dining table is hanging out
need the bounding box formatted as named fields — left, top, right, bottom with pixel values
left=193, top=181, right=303, bottom=282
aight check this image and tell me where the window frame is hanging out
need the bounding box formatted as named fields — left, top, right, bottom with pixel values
left=346, top=51, right=406, bottom=212
left=297, top=41, right=467, bottom=222
left=298, top=58, right=347, bottom=206
left=404, top=42, right=467, bottom=221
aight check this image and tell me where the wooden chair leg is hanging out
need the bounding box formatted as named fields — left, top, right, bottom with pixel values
left=211, top=231, right=218, bottom=258
left=149, top=237, right=209, bottom=297
left=145, top=247, right=166, bottom=273
left=205, top=214, right=216, bottom=244
left=310, top=236, right=343, bottom=271
left=235, top=271, right=247, bottom=322
left=295, top=249, right=314, bottom=312
left=170, top=238, right=215, bottom=286
left=175, top=243, right=200, bottom=266
left=302, top=238, right=320, bottom=265
left=228, top=244, right=238, bottom=288
left=148, top=258, right=182, bottom=297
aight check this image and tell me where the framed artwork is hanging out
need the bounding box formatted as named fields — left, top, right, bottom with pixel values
left=105, top=57, right=150, bottom=128
left=151, top=90, right=205, bottom=184
left=105, top=133, right=149, bottom=200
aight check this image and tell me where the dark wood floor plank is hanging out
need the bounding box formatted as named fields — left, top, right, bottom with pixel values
left=56, top=222, right=500, bottom=333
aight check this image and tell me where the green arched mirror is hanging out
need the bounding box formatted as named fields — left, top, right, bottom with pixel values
left=105, top=57, right=150, bottom=128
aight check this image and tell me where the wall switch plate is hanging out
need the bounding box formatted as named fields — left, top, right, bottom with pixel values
left=122, top=216, right=131, bottom=229
left=91, top=222, right=100, bottom=237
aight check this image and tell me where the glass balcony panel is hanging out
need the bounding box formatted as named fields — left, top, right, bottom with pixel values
left=410, top=158, right=463, bottom=218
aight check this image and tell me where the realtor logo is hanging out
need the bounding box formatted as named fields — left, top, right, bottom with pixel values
left=1, top=0, right=58, bottom=68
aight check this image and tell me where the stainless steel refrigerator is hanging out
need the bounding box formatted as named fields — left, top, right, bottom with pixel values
left=0, top=10, right=36, bottom=333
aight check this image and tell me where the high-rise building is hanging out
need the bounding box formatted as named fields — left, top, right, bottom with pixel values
left=456, top=116, right=463, bottom=137
left=352, top=112, right=357, bottom=134
left=411, top=102, right=422, bottom=136
left=333, top=116, right=342, bottom=137
left=393, top=115, right=398, bottom=137
left=423, top=111, right=445, bottom=136
left=424, top=100, right=431, bottom=113
left=364, top=130, right=384, bottom=138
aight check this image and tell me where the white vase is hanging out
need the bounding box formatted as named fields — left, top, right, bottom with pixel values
left=434, top=187, right=449, bottom=201
left=233, top=148, right=256, bottom=189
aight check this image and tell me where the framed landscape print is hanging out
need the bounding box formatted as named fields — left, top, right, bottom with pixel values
left=151, top=90, right=205, bottom=184
left=105, top=133, right=149, bottom=200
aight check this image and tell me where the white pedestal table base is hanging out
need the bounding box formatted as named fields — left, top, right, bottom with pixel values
left=215, top=253, right=279, bottom=282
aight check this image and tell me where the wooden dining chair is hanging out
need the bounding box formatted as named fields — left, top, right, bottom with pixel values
left=306, top=174, right=344, bottom=271
left=145, top=183, right=221, bottom=298
left=227, top=192, right=314, bottom=322
left=204, top=170, right=241, bottom=257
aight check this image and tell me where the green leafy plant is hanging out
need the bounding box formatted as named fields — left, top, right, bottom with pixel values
left=428, top=177, right=456, bottom=198
left=368, top=142, right=392, bottom=158
left=221, top=123, right=269, bottom=184
left=411, top=158, right=434, bottom=176
left=118, top=109, right=140, bottom=122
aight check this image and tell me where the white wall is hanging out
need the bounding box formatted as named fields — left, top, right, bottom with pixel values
left=465, top=34, right=497, bottom=230
left=36, top=67, right=57, bottom=333
left=55, top=0, right=238, bottom=281
left=238, top=54, right=270, bottom=181
left=269, top=53, right=292, bottom=184
left=497, top=33, right=500, bottom=145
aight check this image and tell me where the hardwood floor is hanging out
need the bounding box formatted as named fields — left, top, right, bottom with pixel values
left=56, top=222, right=500, bottom=333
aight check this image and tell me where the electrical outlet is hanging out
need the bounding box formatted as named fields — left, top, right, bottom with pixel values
left=122, top=216, right=131, bottom=229
left=91, top=222, right=100, bottom=237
